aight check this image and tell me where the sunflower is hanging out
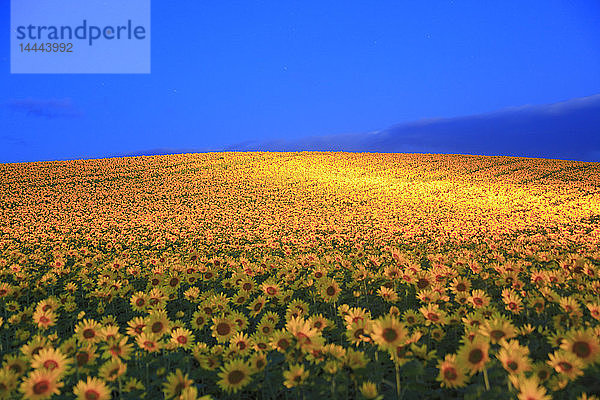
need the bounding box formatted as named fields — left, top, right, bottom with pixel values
left=203, top=268, right=217, bottom=281
left=577, top=394, right=600, bottom=400
left=248, top=296, right=267, bottom=317
left=369, top=315, right=409, bottom=352
left=230, top=310, right=249, bottom=331
left=502, top=289, right=524, bottom=314
left=0, top=283, right=13, bottom=299
left=450, top=277, right=471, bottom=294
left=145, top=310, right=171, bottom=337
left=136, top=332, right=162, bottom=353
left=324, top=360, right=343, bottom=375
left=437, top=354, right=468, bottom=388
left=345, top=348, right=369, bottom=370
left=283, top=364, right=309, bottom=388
left=3, top=355, right=28, bottom=377
left=260, top=281, right=281, bottom=298
left=431, top=327, right=445, bottom=342
left=547, top=331, right=567, bottom=348
left=197, top=351, right=222, bottom=371
left=249, top=333, right=269, bottom=353
left=4, top=301, right=19, bottom=313
left=479, top=317, right=517, bottom=344
left=183, top=285, right=200, bottom=301
left=416, top=289, right=436, bottom=304
left=547, top=350, right=584, bottom=380
left=286, top=316, right=323, bottom=351
left=239, top=278, right=256, bottom=293
left=19, top=369, right=63, bottom=400
left=75, top=345, right=97, bottom=369
left=359, top=381, right=379, bottom=400
left=126, top=317, right=146, bottom=337
left=468, top=289, right=490, bottom=309
left=377, top=286, right=398, bottom=302
left=518, top=324, right=536, bottom=336
left=529, top=297, right=546, bottom=314
left=513, top=376, right=552, bottom=400
left=461, top=312, right=481, bottom=331
left=531, top=361, right=553, bottom=383
left=402, top=309, right=423, bottom=326
left=36, top=298, right=59, bottom=314
left=102, top=337, right=133, bottom=360
left=419, top=303, right=447, bottom=326
left=217, top=359, right=252, bottom=394
left=130, top=291, right=148, bottom=312
left=270, top=330, right=293, bottom=353
left=98, top=359, right=127, bottom=382
left=211, top=316, right=237, bottom=343
left=497, top=340, right=532, bottom=375
left=122, top=377, right=144, bottom=393
left=232, top=291, right=248, bottom=306
left=586, top=303, right=600, bottom=321
left=31, top=348, right=71, bottom=377
left=229, top=332, right=251, bottom=355
left=59, top=338, right=77, bottom=357
left=191, top=310, right=208, bottom=331
left=98, top=325, right=120, bottom=342
left=21, top=336, right=51, bottom=359
left=163, top=369, right=193, bottom=399
left=170, top=328, right=195, bottom=350
left=32, top=309, right=56, bottom=330
left=75, top=319, right=102, bottom=345
left=337, top=304, right=352, bottom=319
left=321, top=343, right=346, bottom=362
left=308, top=314, right=331, bottom=332
left=164, top=273, right=182, bottom=290
left=456, top=337, right=490, bottom=374
left=279, top=288, right=294, bottom=304
left=198, top=300, right=215, bottom=317
left=0, top=369, right=18, bottom=399
left=415, top=272, right=432, bottom=290
left=343, top=307, right=372, bottom=327
left=345, top=319, right=371, bottom=347
left=319, top=279, right=341, bottom=303
left=455, top=292, right=469, bottom=306
left=559, top=296, right=582, bottom=316
left=249, top=352, right=267, bottom=373
left=560, top=329, right=600, bottom=365
left=256, top=319, right=276, bottom=337
left=401, top=271, right=416, bottom=285
left=287, top=300, right=309, bottom=318
left=73, top=377, right=111, bottom=400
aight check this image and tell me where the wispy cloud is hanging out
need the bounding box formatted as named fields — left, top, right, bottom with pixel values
left=1, top=135, right=28, bottom=146
left=5, top=98, right=82, bottom=119
left=122, top=95, right=600, bottom=162
left=224, top=94, right=600, bottom=162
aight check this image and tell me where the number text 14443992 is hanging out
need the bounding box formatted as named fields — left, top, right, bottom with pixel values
left=19, top=43, right=73, bottom=53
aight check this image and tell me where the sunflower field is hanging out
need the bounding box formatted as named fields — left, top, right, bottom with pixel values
left=1, top=152, right=600, bottom=400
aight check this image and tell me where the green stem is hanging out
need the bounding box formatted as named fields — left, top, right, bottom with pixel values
left=331, top=375, right=336, bottom=399
left=395, top=362, right=402, bottom=400
left=483, top=367, right=490, bottom=391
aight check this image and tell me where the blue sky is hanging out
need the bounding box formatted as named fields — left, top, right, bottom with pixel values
left=2, top=1, right=600, bottom=162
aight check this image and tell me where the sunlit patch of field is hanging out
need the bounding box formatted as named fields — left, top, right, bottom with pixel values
left=0, top=152, right=599, bottom=399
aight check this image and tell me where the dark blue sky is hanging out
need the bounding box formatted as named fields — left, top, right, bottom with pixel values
left=2, top=1, right=600, bottom=162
